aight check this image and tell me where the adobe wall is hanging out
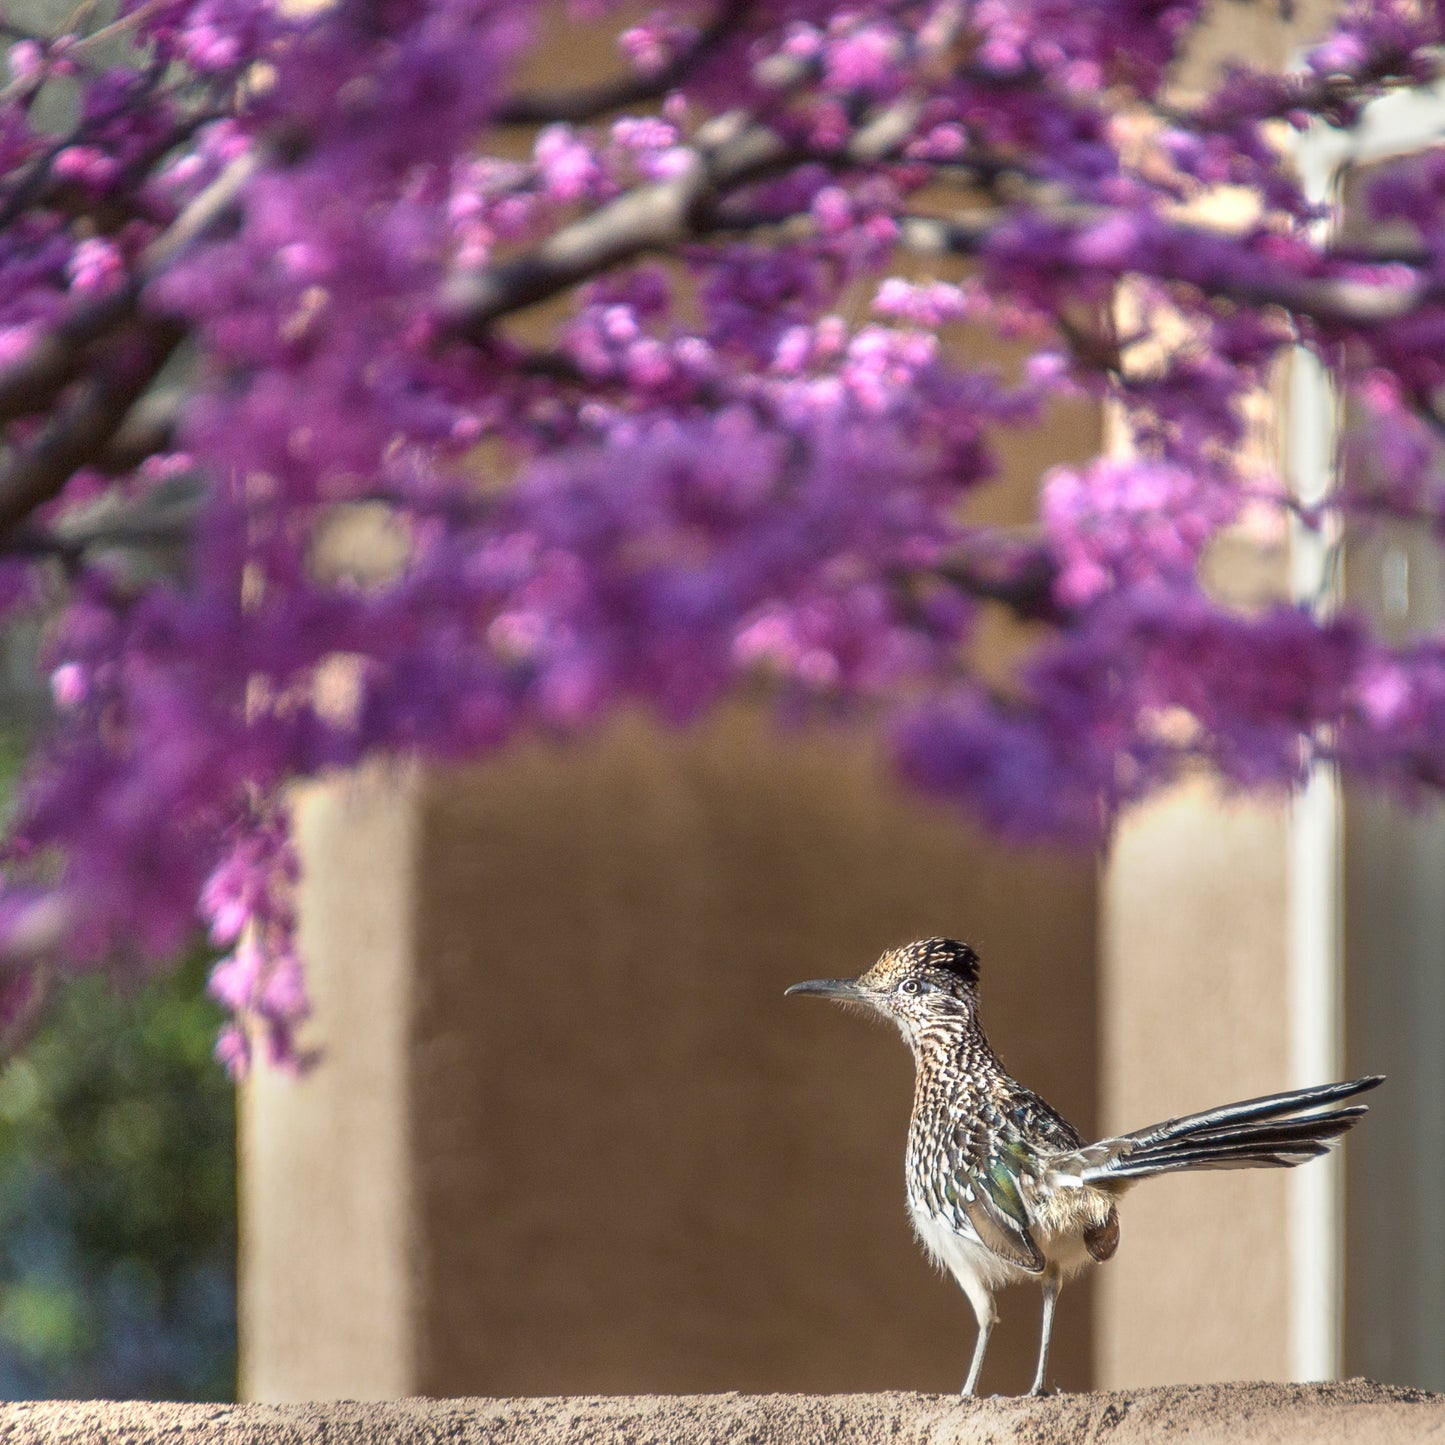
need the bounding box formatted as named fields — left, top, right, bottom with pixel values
left=243, top=714, right=1100, bottom=1401
left=0, top=1382, right=1437, bottom=1445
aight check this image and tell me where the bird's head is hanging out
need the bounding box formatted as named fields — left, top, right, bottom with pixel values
left=786, top=936, right=981, bottom=1041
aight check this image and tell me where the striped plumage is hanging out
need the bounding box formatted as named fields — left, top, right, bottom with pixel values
left=786, top=936, right=1382, bottom=1397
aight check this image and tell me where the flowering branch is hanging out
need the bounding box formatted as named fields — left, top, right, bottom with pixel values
left=444, top=118, right=791, bottom=335
left=1, top=0, right=1445, bottom=1069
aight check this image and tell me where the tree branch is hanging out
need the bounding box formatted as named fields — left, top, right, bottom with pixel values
left=492, top=0, right=754, bottom=126
left=92, top=386, right=184, bottom=473
left=442, top=115, right=789, bottom=338
left=447, top=4, right=970, bottom=339
left=897, top=209, right=1445, bottom=328
left=939, top=542, right=1065, bottom=623
left=0, top=319, right=184, bottom=537
left=0, top=286, right=149, bottom=427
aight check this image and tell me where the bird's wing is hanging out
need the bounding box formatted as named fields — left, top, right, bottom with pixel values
left=947, top=1132, right=1045, bottom=1273
left=1005, top=1085, right=1086, bottom=1153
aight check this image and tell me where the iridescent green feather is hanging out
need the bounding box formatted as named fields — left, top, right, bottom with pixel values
left=984, top=1145, right=1033, bottom=1231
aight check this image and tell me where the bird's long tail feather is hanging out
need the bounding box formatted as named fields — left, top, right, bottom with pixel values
left=1066, top=1075, right=1384, bottom=1188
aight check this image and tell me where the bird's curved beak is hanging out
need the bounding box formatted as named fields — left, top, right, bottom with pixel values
left=785, top=977, right=862, bottom=1000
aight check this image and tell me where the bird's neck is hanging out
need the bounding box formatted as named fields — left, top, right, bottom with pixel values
left=906, top=1013, right=999, bottom=1098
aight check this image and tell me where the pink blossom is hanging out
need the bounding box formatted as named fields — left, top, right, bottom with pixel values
left=49, top=663, right=87, bottom=708
left=66, top=237, right=125, bottom=295
left=7, top=42, right=44, bottom=82
left=534, top=124, right=604, bottom=203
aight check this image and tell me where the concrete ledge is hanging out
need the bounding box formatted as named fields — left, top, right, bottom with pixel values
left=0, top=1383, right=1439, bottom=1445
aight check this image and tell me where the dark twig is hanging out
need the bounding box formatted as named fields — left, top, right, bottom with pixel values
left=92, top=387, right=185, bottom=473
left=444, top=96, right=954, bottom=338
left=448, top=3, right=970, bottom=338
left=0, top=289, right=142, bottom=426
left=1407, top=393, right=1445, bottom=445
left=0, top=319, right=185, bottom=536
left=0, top=59, right=173, bottom=232
left=493, top=0, right=754, bottom=126
left=939, top=544, right=1065, bottom=624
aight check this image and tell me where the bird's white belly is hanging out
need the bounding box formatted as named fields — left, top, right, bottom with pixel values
left=908, top=1201, right=1099, bottom=1297
left=908, top=1202, right=1033, bottom=1295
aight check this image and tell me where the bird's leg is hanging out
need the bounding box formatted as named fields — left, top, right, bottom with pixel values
left=960, top=1290, right=997, bottom=1396
left=1027, top=1272, right=1062, bottom=1397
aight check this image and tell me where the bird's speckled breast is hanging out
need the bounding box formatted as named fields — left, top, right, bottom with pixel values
left=905, top=1024, right=1116, bottom=1278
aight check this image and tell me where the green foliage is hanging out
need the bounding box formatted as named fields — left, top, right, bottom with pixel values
left=0, top=953, right=236, bottom=1399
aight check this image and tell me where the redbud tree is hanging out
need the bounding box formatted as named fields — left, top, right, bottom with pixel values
left=0, top=0, right=1442, bottom=1070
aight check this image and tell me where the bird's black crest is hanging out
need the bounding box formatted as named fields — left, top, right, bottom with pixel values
left=907, top=936, right=980, bottom=985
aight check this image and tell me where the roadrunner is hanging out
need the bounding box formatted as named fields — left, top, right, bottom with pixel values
left=786, top=936, right=1382, bottom=1397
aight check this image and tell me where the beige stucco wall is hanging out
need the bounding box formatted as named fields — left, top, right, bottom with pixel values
left=240, top=770, right=420, bottom=1401
left=1086, top=0, right=1346, bottom=1387
left=243, top=711, right=1099, bottom=1401
left=1095, top=781, right=1294, bottom=1387
left=408, top=711, right=1099, bottom=1398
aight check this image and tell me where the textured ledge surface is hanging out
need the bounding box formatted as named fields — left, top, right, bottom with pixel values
left=0, top=1381, right=1440, bottom=1445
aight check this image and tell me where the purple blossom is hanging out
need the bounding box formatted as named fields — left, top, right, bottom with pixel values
left=1042, top=459, right=1241, bottom=606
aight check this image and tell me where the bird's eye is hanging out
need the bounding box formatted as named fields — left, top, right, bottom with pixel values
left=899, top=979, right=921, bottom=995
